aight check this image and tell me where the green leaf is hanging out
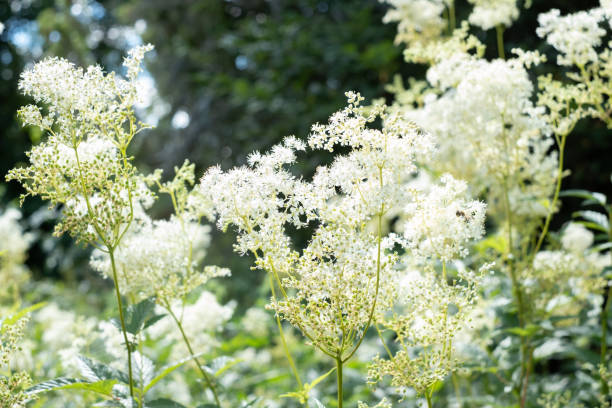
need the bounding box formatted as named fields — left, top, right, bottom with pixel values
left=143, top=352, right=205, bottom=394
left=307, top=366, right=336, bottom=389
left=603, top=266, right=612, bottom=280
left=505, top=325, right=540, bottom=337
left=206, top=356, right=241, bottom=377
left=573, top=210, right=610, bottom=231
left=125, top=298, right=159, bottom=335
left=77, top=356, right=130, bottom=384
left=145, top=399, right=187, bottom=408
left=592, top=242, right=612, bottom=252
left=1, top=302, right=46, bottom=333
left=560, top=189, right=607, bottom=207
left=474, top=234, right=507, bottom=255
left=27, top=378, right=116, bottom=397
left=27, top=378, right=85, bottom=394
left=310, top=399, right=326, bottom=408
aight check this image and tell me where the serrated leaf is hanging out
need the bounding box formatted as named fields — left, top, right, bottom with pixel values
left=309, top=398, right=326, bottom=408
left=204, top=356, right=240, bottom=377
left=27, top=378, right=116, bottom=397
left=1, top=302, right=46, bottom=333
left=27, top=378, right=85, bottom=394
left=78, top=356, right=129, bottom=384
left=143, top=352, right=205, bottom=394
left=573, top=210, right=610, bottom=231
left=560, top=189, right=607, bottom=206
left=145, top=398, right=187, bottom=408
left=133, top=352, right=155, bottom=387
left=125, top=298, right=157, bottom=335
left=143, top=313, right=166, bottom=330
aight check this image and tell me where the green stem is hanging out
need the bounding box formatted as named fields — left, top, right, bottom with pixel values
left=426, top=391, right=433, bottom=408
left=336, top=356, right=343, bottom=408
left=108, top=249, right=135, bottom=401
left=501, top=177, right=529, bottom=405
left=342, top=168, right=385, bottom=363
left=449, top=1, right=456, bottom=32
left=602, top=282, right=612, bottom=397
left=166, top=304, right=221, bottom=407
left=496, top=25, right=506, bottom=60
left=533, top=132, right=567, bottom=255
left=269, top=275, right=304, bottom=391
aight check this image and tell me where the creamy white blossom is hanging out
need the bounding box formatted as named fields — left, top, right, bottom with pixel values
left=468, top=0, right=519, bottom=31
left=403, top=174, right=486, bottom=261
left=0, top=208, right=33, bottom=298
left=380, top=0, right=447, bottom=45
left=561, top=223, right=594, bottom=253
left=537, top=8, right=606, bottom=67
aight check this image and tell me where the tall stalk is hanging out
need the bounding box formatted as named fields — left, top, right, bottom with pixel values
left=336, top=355, right=343, bottom=408
left=496, top=25, right=506, bottom=60
left=269, top=274, right=304, bottom=392
left=165, top=304, right=221, bottom=407
left=601, top=212, right=612, bottom=398
left=109, top=249, right=135, bottom=401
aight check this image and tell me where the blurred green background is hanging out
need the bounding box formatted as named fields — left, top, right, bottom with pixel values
left=1, top=0, right=610, bottom=306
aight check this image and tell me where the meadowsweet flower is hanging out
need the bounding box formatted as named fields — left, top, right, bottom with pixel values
left=468, top=0, right=519, bottom=31
left=537, top=8, right=606, bottom=67
left=379, top=0, right=447, bottom=45
left=399, top=55, right=557, bottom=223
left=201, top=92, right=483, bottom=372
left=0, top=208, right=32, bottom=299
left=369, top=262, right=488, bottom=397
left=7, top=45, right=157, bottom=247
left=526, top=249, right=607, bottom=320
left=561, top=223, right=594, bottom=253
left=403, top=174, right=486, bottom=261
left=90, top=214, right=228, bottom=303
left=0, top=316, right=35, bottom=408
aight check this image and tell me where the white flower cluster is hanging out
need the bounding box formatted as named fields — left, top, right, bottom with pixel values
left=0, top=208, right=32, bottom=298
left=201, top=92, right=484, bottom=367
left=1, top=315, right=35, bottom=408
left=537, top=8, right=606, bottom=67
left=401, top=54, right=557, bottom=220
left=370, top=263, right=487, bottom=396
left=526, top=245, right=608, bottom=321
left=7, top=45, right=157, bottom=246
left=561, top=223, right=594, bottom=253
left=403, top=174, right=486, bottom=261
left=379, top=0, right=447, bottom=45
left=468, top=0, right=519, bottom=31
left=91, top=215, right=228, bottom=302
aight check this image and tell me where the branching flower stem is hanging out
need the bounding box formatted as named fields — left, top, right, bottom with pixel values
left=72, top=141, right=136, bottom=401
left=336, top=355, right=343, bottom=408
left=600, top=210, right=612, bottom=399
left=268, top=274, right=304, bottom=393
